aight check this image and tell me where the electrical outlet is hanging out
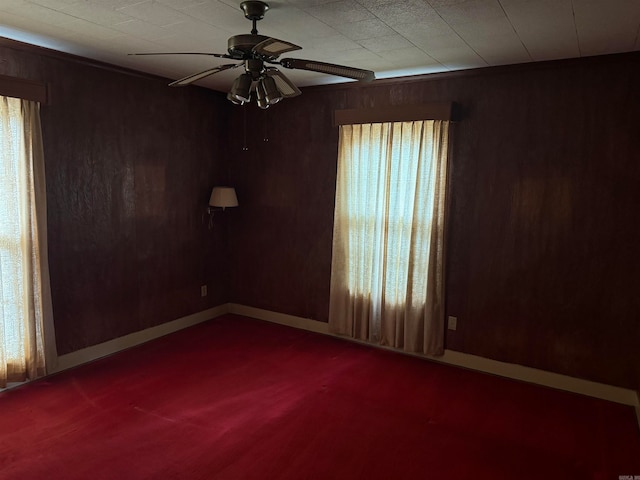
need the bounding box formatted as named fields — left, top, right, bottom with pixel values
left=200, top=285, right=208, bottom=297
left=447, top=316, right=457, bottom=331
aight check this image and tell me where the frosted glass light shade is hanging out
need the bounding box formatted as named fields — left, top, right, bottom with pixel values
left=209, top=187, right=238, bottom=209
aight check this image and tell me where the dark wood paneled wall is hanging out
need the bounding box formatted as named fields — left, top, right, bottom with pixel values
left=3, top=36, right=638, bottom=389
left=229, top=53, right=640, bottom=389
left=1, top=40, right=231, bottom=354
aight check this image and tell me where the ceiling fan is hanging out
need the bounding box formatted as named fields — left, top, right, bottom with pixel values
left=130, top=1, right=375, bottom=108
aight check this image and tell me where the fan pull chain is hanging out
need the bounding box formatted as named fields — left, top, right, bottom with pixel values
left=263, top=109, right=269, bottom=142
left=242, top=107, right=248, bottom=151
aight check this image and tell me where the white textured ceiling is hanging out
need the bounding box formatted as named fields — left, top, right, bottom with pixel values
left=0, top=0, right=639, bottom=91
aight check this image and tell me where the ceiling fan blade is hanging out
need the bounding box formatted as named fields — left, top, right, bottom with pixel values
left=252, top=37, right=302, bottom=59
left=265, top=68, right=301, bottom=97
left=169, top=63, right=241, bottom=87
left=278, top=58, right=375, bottom=82
left=129, top=52, right=232, bottom=58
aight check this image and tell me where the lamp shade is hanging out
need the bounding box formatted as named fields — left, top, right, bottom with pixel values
left=209, top=187, right=238, bottom=209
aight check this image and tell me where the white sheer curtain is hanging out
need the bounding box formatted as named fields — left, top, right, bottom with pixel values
left=329, top=120, right=450, bottom=355
left=0, top=95, right=56, bottom=388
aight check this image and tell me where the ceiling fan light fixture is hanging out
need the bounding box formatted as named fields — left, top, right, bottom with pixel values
left=255, top=82, right=269, bottom=109
left=230, top=73, right=253, bottom=103
left=261, top=76, right=282, bottom=105
left=226, top=92, right=246, bottom=105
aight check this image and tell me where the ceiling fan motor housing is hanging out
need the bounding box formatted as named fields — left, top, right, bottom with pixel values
left=228, top=34, right=269, bottom=58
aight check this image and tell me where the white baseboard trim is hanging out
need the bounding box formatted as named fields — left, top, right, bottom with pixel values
left=228, top=304, right=330, bottom=334
left=229, top=304, right=640, bottom=408
left=433, top=350, right=639, bottom=407
left=54, top=304, right=230, bottom=373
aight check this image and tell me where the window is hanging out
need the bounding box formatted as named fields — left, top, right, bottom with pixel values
left=0, top=95, right=55, bottom=387
left=329, top=120, right=450, bottom=355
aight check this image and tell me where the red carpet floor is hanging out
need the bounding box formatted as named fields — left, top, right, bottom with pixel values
left=1, top=314, right=639, bottom=480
